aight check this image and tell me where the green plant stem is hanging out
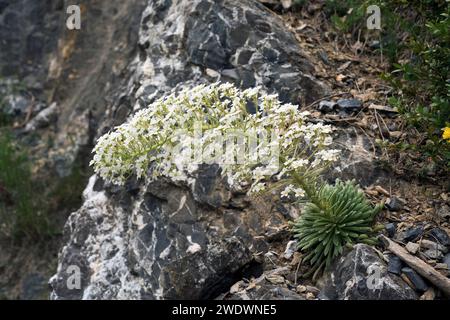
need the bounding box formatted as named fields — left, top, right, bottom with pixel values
left=291, top=171, right=323, bottom=210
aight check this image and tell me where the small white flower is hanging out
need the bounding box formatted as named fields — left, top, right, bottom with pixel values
left=290, top=159, right=309, bottom=169
left=317, top=149, right=340, bottom=162
left=250, top=182, right=266, bottom=194
left=281, top=185, right=305, bottom=198
left=293, top=187, right=305, bottom=198
left=281, top=184, right=295, bottom=198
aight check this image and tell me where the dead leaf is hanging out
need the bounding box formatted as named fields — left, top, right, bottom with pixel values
left=290, top=252, right=302, bottom=266
left=336, top=74, right=347, bottom=82
left=296, top=23, right=308, bottom=31
left=369, top=103, right=398, bottom=113
left=265, top=274, right=285, bottom=285
left=229, top=281, right=245, bottom=294
left=352, top=41, right=364, bottom=54
left=374, top=185, right=390, bottom=196
left=246, top=281, right=257, bottom=291
left=351, top=89, right=377, bottom=102
left=356, top=115, right=369, bottom=128
left=311, top=111, right=321, bottom=118
left=356, top=77, right=367, bottom=86
left=389, top=131, right=403, bottom=139
left=366, top=189, right=379, bottom=196
left=337, top=61, right=352, bottom=72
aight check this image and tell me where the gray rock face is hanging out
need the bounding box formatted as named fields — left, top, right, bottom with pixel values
left=131, top=0, right=327, bottom=109
left=318, top=244, right=418, bottom=300
left=327, top=127, right=389, bottom=187
left=49, top=0, right=330, bottom=300
left=50, top=171, right=282, bottom=299
left=0, top=0, right=61, bottom=80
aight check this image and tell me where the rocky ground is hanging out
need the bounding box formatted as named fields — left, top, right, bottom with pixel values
left=0, top=0, right=449, bottom=299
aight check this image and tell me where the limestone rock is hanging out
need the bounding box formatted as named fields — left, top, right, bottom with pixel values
left=318, top=244, right=418, bottom=300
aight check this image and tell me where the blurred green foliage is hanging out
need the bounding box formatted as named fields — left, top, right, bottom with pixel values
left=0, top=130, right=53, bottom=241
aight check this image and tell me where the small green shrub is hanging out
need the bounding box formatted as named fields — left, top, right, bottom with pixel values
left=292, top=180, right=382, bottom=278
left=385, top=2, right=450, bottom=167
left=325, top=0, right=368, bottom=33
left=0, top=129, right=53, bottom=241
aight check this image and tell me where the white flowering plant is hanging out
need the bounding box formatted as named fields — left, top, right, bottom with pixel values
left=90, top=83, right=338, bottom=192
left=90, top=82, right=380, bottom=277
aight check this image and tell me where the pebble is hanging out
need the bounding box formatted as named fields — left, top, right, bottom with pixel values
left=306, top=292, right=315, bottom=300
left=437, top=205, right=450, bottom=219
left=429, top=227, right=450, bottom=247
left=205, top=68, right=220, bottom=78
left=283, top=240, right=298, bottom=260
left=420, top=239, right=447, bottom=253
left=403, top=226, right=424, bottom=242
left=336, top=99, right=362, bottom=111
left=319, top=51, right=329, bottom=64
left=387, top=256, right=403, bottom=275
left=369, top=40, right=381, bottom=49
left=401, top=267, right=428, bottom=292
left=423, top=249, right=444, bottom=260
left=405, top=242, right=420, bottom=254
left=385, top=197, right=404, bottom=212
left=420, top=288, right=435, bottom=300
left=385, top=223, right=396, bottom=238
left=296, top=285, right=307, bottom=293
left=435, top=263, right=448, bottom=270
left=281, top=0, right=292, bottom=9
left=318, top=100, right=336, bottom=112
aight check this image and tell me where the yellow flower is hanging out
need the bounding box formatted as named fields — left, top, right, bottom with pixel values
left=443, top=127, right=450, bottom=141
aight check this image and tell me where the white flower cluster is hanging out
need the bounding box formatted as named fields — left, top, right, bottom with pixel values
left=281, top=184, right=306, bottom=198
left=90, top=83, right=340, bottom=197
